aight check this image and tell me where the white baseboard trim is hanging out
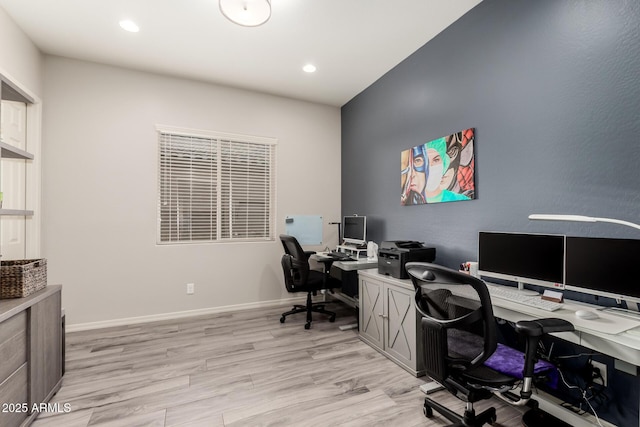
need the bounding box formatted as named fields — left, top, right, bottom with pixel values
left=66, top=296, right=305, bottom=333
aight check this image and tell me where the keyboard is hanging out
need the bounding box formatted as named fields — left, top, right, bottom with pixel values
left=329, top=251, right=354, bottom=261
left=488, top=285, right=563, bottom=312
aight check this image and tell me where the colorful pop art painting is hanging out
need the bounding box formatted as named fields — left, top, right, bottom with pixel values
left=401, top=128, right=475, bottom=205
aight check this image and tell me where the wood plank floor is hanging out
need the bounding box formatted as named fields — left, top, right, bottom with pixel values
left=32, top=301, right=526, bottom=426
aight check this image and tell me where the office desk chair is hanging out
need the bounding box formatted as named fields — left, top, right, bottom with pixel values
left=279, top=234, right=339, bottom=329
left=406, top=262, right=574, bottom=427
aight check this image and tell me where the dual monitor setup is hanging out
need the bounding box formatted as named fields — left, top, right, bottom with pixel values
left=478, top=231, right=640, bottom=306
left=336, top=220, right=640, bottom=307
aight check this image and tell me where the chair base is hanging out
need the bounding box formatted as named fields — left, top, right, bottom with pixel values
left=280, top=292, right=336, bottom=329
left=423, top=397, right=497, bottom=427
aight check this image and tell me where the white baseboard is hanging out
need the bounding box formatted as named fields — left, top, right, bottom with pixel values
left=66, top=296, right=305, bottom=332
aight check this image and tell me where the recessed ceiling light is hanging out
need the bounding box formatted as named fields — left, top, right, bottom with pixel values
left=303, top=64, right=317, bottom=73
left=119, top=20, right=140, bottom=33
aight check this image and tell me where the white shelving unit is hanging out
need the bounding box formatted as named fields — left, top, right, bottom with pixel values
left=0, top=76, right=35, bottom=219
left=0, top=140, right=34, bottom=160
left=0, top=141, right=33, bottom=217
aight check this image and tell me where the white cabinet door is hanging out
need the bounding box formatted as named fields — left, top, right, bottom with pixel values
left=1, top=100, right=27, bottom=260
left=384, top=284, right=417, bottom=369
left=359, top=277, right=384, bottom=349
left=358, top=271, right=425, bottom=376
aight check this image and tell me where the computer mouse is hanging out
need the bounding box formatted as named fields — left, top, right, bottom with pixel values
left=575, top=310, right=599, bottom=320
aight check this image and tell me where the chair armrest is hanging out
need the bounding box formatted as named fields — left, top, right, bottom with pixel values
left=514, top=318, right=574, bottom=337
left=513, top=318, right=574, bottom=400
left=304, top=250, right=317, bottom=258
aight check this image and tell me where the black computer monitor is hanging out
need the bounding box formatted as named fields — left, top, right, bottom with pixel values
left=565, top=236, right=640, bottom=303
left=342, top=215, right=366, bottom=245
left=478, top=231, right=565, bottom=288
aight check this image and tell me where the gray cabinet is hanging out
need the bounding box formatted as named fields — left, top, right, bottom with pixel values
left=30, top=290, right=63, bottom=407
left=358, top=269, right=424, bottom=376
left=0, top=311, right=28, bottom=426
left=0, top=286, right=63, bottom=427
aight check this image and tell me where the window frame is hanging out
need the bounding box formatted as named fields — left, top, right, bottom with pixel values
left=156, top=125, right=277, bottom=245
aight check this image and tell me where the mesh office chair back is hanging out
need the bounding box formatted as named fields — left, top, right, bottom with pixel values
left=407, top=262, right=497, bottom=384
left=407, top=262, right=574, bottom=426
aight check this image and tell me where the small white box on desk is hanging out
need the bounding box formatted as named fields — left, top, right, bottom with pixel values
left=542, top=289, right=563, bottom=303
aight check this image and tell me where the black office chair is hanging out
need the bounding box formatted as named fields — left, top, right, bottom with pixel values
left=406, top=262, right=574, bottom=427
left=279, top=234, right=339, bottom=329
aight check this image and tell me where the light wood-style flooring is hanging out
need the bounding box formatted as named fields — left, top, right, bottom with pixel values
left=32, top=301, right=526, bottom=426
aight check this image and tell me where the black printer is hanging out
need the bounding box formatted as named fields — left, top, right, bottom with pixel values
left=378, top=241, right=436, bottom=279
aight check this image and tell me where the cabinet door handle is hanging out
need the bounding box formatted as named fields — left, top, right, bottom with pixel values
left=378, top=313, right=388, bottom=318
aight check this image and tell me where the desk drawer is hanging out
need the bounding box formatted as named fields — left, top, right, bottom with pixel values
left=0, top=363, right=29, bottom=427
left=0, top=311, right=27, bottom=384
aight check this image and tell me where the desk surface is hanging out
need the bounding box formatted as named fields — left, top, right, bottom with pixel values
left=312, top=253, right=378, bottom=270
left=359, top=268, right=640, bottom=366
left=486, top=284, right=639, bottom=335
left=490, top=288, right=640, bottom=366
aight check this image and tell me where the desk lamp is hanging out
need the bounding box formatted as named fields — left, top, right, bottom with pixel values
left=528, top=214, right=640, bottom=231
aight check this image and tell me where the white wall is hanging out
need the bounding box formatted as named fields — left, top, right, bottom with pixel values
left=0, top=6, right=42, bottom=97
left=42, top=56, right=341, bottom=326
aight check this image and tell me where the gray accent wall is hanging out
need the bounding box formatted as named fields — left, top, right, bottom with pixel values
left=341, top=0, right=640, bottom=269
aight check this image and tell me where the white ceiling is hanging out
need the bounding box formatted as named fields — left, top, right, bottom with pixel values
left=0, top=0, right=481, bottom=106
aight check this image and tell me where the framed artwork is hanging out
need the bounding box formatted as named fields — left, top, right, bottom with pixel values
left=401, top=128, right=475, bottom=205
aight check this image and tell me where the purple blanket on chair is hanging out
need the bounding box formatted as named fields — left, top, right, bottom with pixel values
left=484, top=343, right=558, bottom=389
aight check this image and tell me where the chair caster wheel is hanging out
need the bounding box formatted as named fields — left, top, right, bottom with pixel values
left=329, top=315, right=336, bottom=322
left=280, top=316, right=285, bottom=323
left=423, top=403, right=433, bottom=418
left=488, top=409, right=497, bottom=425
left=304, top=322, right=311, bottom=329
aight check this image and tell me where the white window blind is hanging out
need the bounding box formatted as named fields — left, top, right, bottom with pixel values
left=158, top=127, right=276, bottom=244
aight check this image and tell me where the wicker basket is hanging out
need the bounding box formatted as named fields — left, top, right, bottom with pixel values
left=0, top=259, right=48, bottom=299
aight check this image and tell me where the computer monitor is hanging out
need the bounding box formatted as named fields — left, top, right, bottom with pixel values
left=342, top=215, right=366, bottom=245
left=565, top=236, right=640, bottom=303
left=478, top=231, right=565, bottom=289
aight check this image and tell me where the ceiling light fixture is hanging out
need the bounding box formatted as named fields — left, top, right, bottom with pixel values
left=119, top=20, right=140, bottom=33
left=219, top=0, right=271, bottom=27
left=303, top=64, right=317, bottom=73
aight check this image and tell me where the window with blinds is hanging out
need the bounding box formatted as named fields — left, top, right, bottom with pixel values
left=158, top=127, right=276, bottom=244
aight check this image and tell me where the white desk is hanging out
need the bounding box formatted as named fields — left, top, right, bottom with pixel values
left=353, top=269, right=640, bottom=425
left=312, top=252, right=378, bottom=268
left=407, top=278, right=640, bottom=427
left=487, top=290, right=640, bottom=367
left=333, top=258, right=379, bottom=270
left=475, top=286, right=640, bottom=427
left=311, top=253, right=377, bottom=299
left=311, top=255, right=377, bottom=330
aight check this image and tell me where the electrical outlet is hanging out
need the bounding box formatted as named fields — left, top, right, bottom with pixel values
left=186, top=283, right=195, bottom=295
left=590, top=360, right=607, bottom=387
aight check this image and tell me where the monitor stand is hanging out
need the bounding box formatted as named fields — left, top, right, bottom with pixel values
left=517, top=282, right=539, bottom=296
left=337, top=244, right=367, bottom=258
